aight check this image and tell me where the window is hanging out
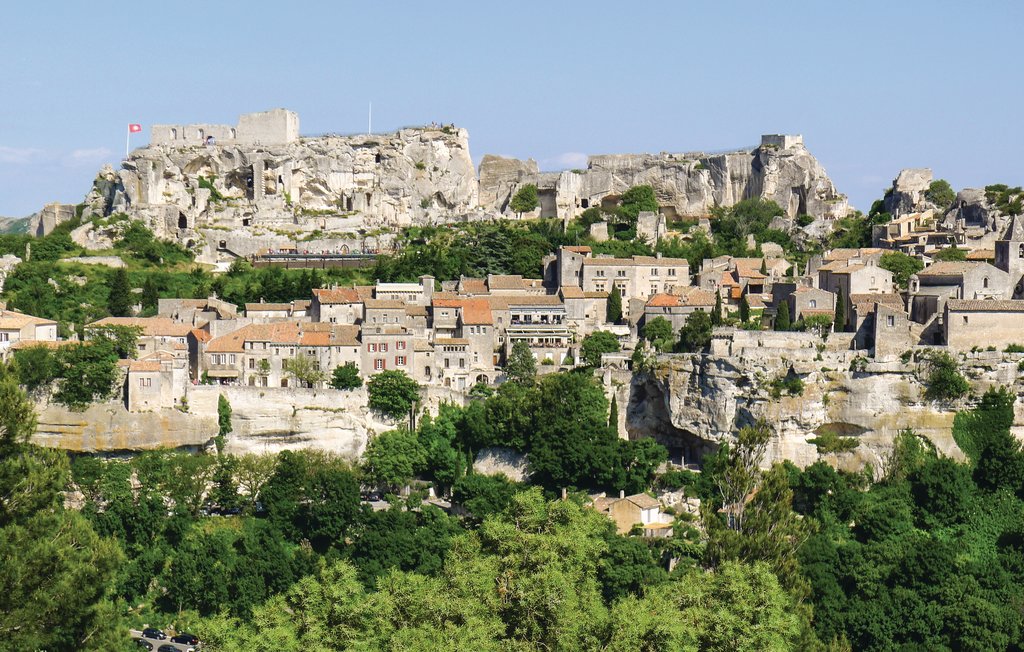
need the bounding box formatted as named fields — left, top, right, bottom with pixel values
left=395, top=356, right=406, bottom=366
left=445, top=358, right=450, bottom=368
left=596, top=270, right=605, bottom=278
left=650, top=285, right=658, bottom=296
left=397, top=341, right=406, bottom=350
left=368, top=343, right=377, bottom=352
left=229, top=354, right=236, bottom=364
left=887, top=315, right=895, bottom=327
left=809, top=299, right=817, bottom=308
left=139, top=377, right=151, bottom=387
left=984, top=277, right=990, bottom=289
left=138, top=344, right=146, bottom=351
left=374, top=358, right=385, bottom=370
left=651, top=268, right=658, bottom=276
left=249, top=358, right=255, bottom=369
left=459, top=358, right=465, bottom=369
left=668, top=269, right=676, bottom=277
left=617, top=270, right=626, bottom=277
left=380, top=343, right=388, bottom=353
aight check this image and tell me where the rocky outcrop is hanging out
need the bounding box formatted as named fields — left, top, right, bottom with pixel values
left=626, top=330, right=1024, bottom=473
left=78, top=126, right=479, bottom=261
left=480, top=135, right=850, bottom=222
left=884, top=168, right=934, bottom=215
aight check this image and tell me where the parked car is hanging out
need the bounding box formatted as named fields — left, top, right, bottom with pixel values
left=157, top=646, right=178, bottom=652
left=172, top=633, right=200, bottom=645
left=134, top=640, right=154, bottom=651
left=142, top=628, right=167, bottom=640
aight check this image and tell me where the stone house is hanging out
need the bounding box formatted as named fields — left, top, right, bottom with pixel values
left=361, top=326, right=415, bottom=378
left=245, top=299, right=309, bottom=322
left=489, top=295, right=573, bottom=366
left=559, top=286, right=609, bottom=337
left=602, top=491, right=673, bottom=537
left=311, top=287, right=366, bottom=324
left=0, top=308, right=58, bottom=353
left=873, top=301, right=914, bottom=358
left=770, top=282, right=836, bottom=322
left=642, top=287, right=716, bottom=333
left=818, top=261, right=894, bottom=330
left=580, top=254, right=690, bottom=316
left=122, top=350, right=187, bottom=411
left=157, top=296, right=238, bottom=326
left=88, top=316, right=192, bottom=357
left=908, top=261, right=1009, bottom=325
left=850, top=293, right=906, bottom=350
left=944, top=299, right=1024, bottom=351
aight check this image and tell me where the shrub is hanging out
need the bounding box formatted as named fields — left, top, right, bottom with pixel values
left=769, top=374, right=805, bottom=399
left=924, top=351, right=970, bottom=401
left=808, top=424, right=861, bottom=454
left=1004, top=344, right=1024, bottom=353
left=330, top=362, right=362, bottom=390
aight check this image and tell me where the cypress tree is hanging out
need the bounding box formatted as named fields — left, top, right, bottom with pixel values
left=107, top=268, right=133, bottom=317
left=834, top=288, right=846, bottom=332
left=776, top=300, right=791, bottom=331
left=712, top=292, right=723, bottom=326
left=739, top=295, right=750, bottom=323
left=608, top=394, right=619, bottom=432
left=607, top=286, right=623, bottom=323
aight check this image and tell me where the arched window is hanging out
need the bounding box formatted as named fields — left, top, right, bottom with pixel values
left=984, top=277, right=990, bottom=289
left=809, top=299, right=817, bottom=308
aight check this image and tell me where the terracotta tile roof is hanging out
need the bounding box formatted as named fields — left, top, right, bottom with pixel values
left=746, top=294, right=766, bottom=309
left=918, top=261, right=978, bottom=276
left=583, top=291, right=609, bottom=299
left=801, top=308, right=836, bottom=316
left=719, top=270, right=738, bottom=286
left=460, top=299, right=493, bottom=325
left=245, top=302, right=293, bottom=312
left=413, top=339, right=434, bottom=352
left=459, top=278, right=488, bottom=294
left=487, top=274, right=526, bottom=290
left=10, top=339, right=73, bottom=350
left=436, top=338, right=469, bottom=346
left=559, top=286, right=585, bottom=299
left=824, top=248, right=862, bottom=261
left=206, top=322, right=302, bottom=353
left=89, top=317, right=191, bottom=337
left=966, top=249, right=995, bottom=260
left=586, top=255, right=688, bottom=267
left=354, top=286, right=375, bottom=300
left=312, top=287, right=362, bottom=304
left=488, top=294, right=565, bottom=309
left=128, top=361, right=162, bottom=373
left=563, top=245, right=592, bottom=254
left=0, top=309, right=57, bottom=329
left=624, top=493, right=661, bottom=510
left=646, top=287, right=715, bottom=308
left=406, top=305, right=428, bottom=317
left=947, top=299, right=1024, bottom=312
left=364, top=299, right=407, bottom=309
left=647, top=294, right=683, bottom=307
left=190, top=328, right=212, bottom=343
left=330, top=325, right=361, bottom=346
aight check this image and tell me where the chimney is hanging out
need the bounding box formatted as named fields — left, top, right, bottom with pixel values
left=619, top=489, right=625, bottom=499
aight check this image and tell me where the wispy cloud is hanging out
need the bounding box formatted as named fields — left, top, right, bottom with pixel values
left=63, top=147, right=113, bottom=167
left=542, top=151, right=588, bottom=170
left=0, top=146, right=45, bottom=164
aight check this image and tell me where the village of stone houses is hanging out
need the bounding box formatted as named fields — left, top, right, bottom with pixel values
left=7, top=108, right=1024, bottom=649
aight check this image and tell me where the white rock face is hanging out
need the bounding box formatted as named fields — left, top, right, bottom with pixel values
left=884, top=168, right=934, bottom=215
left=480, top=138, right=850, bottom=221
left=473, top=447, right=529, bottom=482
left=79, top=126, right=479, bottom=255
left=626, top=334, right=1024, bottom=472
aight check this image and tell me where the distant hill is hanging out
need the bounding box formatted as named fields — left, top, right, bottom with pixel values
left=0, top=217, right=30, bottom=235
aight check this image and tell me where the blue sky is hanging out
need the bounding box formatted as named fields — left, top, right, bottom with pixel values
left=1, top=1, right=1020, bottom=217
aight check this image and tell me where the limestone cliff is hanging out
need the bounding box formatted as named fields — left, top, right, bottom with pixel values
left=626, top=331, right=1024, bottom=472
left=77, top=126, right=479, bottom=263
left=480, top=135, right=850, bottom=222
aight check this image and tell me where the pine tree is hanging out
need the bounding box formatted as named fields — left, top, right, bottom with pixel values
left=142, top=276, right=159, bottom=314
left=775, top=300, right=791, bottom=331
left=712, top=292, right=723, bottom=326
left=607, top=286, right=623, bottom=323
left=834, top=288, right=846, bottom=332
left=759, top=258, right=768, bottom=275
left=505, top=340, right=537, bottom=385
left=107, top=268, right=133, bottom=317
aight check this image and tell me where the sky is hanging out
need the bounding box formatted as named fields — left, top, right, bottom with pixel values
left=1, top=1, right=1021, bottom=217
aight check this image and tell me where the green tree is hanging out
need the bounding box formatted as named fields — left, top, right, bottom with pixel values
left=775, top=300, right=791, bottom=331
left=363, top=429, right=428, bottom=492
left=282, top=355, right=327, bottom=387
left=141, top=275, right=159, bottom=313
left=738, top=295, right=750, bottom=323
left=834, top=287, right=846, bottom=332
left=452, top=473, right=521, bottom=521
left=606, top=285, right=622, bottom=323
left=107, top=267, right=133, bottom=317
left=52, top=341, right=120, bottom=409
left=11, top=345, right=58, bottom=395
left=925, top=179, right=956, bottom=208
left=712, top=291, right=723, bottom=326
left=677, top=310, right=712, bottom=352
left=510, top=184, right=539, bottom=215
left=216, top=394, right=232, bottom=453
left=879, top=251, right=924, bottom=289
left=367, top=370, right=421, bottom=422
left=529, top=372, right=617, bottom=489
left=330, top=362, right=362, bottom=390
left=933, top=246, right=967, bottom=261
left=924, top=351, right=969, bottom=401
left=643, top=316, right=674, bottom=351
left=619, top=185, right=659, bottom=224
left=608, top=394, right=618, bottom=430
left=234, top=452, right=277, bottom=513
left=581, top=330, right=621, bottom=367
left=505, top=339, right=537, bottom=385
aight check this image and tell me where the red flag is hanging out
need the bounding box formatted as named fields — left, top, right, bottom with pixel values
left=128, top=124, right=142, bottom=133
